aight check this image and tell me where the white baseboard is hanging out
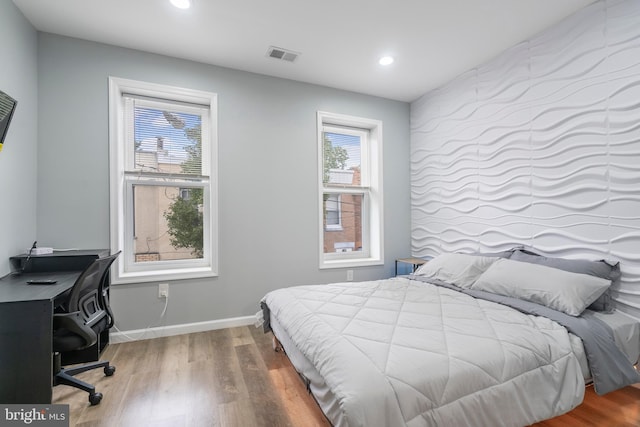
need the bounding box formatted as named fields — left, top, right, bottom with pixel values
left=109, top=315, right=257, bottom=343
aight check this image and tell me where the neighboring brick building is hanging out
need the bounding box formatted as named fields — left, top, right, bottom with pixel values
left=323, top=167, right=362, bottom=254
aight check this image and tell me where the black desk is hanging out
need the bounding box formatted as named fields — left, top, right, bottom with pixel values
left=0, top=249, right=110, bottom=404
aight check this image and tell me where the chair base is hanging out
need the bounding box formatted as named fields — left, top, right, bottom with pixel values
left=53, top=353, right=115, bottom=405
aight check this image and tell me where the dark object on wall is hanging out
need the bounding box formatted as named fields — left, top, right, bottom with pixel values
left=0, top=89, right=17, bottom=152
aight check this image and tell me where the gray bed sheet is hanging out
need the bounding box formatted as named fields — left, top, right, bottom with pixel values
left=586, top=309, right=640, bottom=366
left=574, top=309, right=640, bottom=382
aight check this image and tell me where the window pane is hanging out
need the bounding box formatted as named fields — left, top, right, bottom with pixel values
left=323, top=131, right=361, bottom=186
left=131, top=102, right=203, bottom=175
left=133, top=184, right=204, bottom=262
left=323, top=193, right=363, bottom=254
left=325, top=194, right=340, bottom=227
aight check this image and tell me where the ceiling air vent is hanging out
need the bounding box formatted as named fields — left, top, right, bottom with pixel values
left=266, top=46, right=300, bottom=63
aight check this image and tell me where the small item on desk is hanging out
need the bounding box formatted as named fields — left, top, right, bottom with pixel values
left=27, top=247, right=54, bottom=255
left=26, top=279, right=58, bottom=285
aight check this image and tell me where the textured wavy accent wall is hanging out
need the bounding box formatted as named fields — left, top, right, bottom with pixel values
left=410, top=0, right=640, bottom=320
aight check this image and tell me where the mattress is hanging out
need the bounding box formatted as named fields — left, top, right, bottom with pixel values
left=264, top=277, right=590, bottom=427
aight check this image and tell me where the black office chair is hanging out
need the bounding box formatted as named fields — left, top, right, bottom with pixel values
left=52, top=251, right=120, bottom=405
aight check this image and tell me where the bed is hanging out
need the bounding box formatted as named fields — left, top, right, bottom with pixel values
left=260, top=249, right=640, bottom=427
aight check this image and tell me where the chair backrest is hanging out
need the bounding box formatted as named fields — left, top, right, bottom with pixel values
left=65, top=251, right=120, bottom=327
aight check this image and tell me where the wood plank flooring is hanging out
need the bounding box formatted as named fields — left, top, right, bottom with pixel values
left=53, top=326, right=640, bottom=426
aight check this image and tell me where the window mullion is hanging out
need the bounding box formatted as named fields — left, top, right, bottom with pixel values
left=323, top=186, right=368, bottom=194
left=124, top=170, right=210, bottom=182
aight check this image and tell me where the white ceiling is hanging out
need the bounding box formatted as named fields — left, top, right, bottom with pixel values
left=13, top=0, right=595, bottom=102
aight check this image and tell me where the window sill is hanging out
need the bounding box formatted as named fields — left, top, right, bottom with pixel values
left=319, top=257, right=384, bottom=269
left=112, top=266, right=217, bottom=285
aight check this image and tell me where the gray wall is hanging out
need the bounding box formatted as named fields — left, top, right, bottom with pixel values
left=0, top=1, right=38, bottom=275
left=410, top=0, right=640, bottom=320
left=36, top=34, right=410, bottom=330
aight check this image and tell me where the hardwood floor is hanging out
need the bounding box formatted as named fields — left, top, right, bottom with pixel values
left=53, top=327, right=330, bottom=427
left=53, top=327, right=640, bottom=427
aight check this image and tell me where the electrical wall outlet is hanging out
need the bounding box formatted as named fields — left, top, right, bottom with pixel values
left=158, top=283, right=169, bottom=298
left=347, top=270, right=354, bottom=281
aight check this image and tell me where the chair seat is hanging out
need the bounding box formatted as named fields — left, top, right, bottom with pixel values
left=53, top=330, right=86, bottom=353
left=53, top=316, right=108, bottom=353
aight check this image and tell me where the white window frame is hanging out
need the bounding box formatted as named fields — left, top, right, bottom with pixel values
left=318, top=111, right=384, bottom=269
left=109, top=77, right=218, bottom=284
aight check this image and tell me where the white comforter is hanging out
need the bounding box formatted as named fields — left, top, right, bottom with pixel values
left=263, top=277, right=585, bottom=427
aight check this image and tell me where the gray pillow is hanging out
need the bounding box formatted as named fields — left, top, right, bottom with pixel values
left=471, top=249, right=515, bottom=258
left=461, top=245, right=525, bottom=259
left=472, top=258, right=612, bottom=316
left=510, top=249, right=620, bottom=312
left=413, top=253, right=498, bottom=288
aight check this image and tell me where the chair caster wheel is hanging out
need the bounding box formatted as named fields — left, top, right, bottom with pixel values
left=89, top=392, right=103, bottom=406
left=104, top=365, right=116, bottom=376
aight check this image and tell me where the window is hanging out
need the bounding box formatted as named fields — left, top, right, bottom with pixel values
left=109, top=77, right=218, bottom=283
left=325, top=194, right=342, bottom=230
left=318, top=111, right=383, bottom=268
left=179, top=188, right=192, bottom=200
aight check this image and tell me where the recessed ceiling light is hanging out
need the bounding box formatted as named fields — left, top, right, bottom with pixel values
left=379, top=56, right=394, bottom=66
left=170, top=0, right=191, bottom=9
